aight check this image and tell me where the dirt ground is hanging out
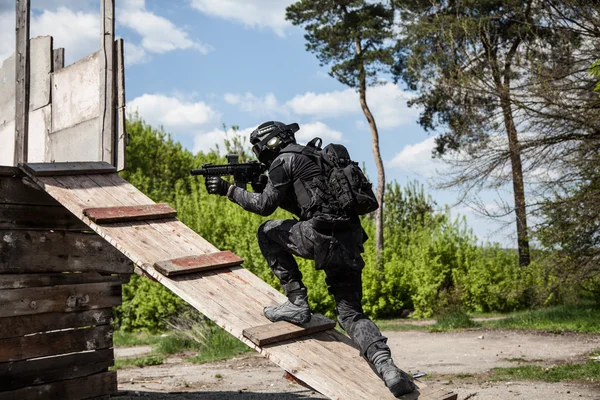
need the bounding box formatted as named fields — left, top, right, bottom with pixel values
left=114, top=329, right=600, bottom=400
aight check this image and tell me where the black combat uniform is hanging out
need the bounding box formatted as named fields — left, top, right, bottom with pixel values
left=226, top=144, right=391, bottom=362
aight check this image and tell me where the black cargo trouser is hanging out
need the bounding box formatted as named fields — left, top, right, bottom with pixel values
left=257, top=219, right=389, bottom=361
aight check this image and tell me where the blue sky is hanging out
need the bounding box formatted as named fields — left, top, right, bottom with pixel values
left=0, top=0, right=517, bottom=245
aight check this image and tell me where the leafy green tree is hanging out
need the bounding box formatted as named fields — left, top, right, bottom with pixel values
left=286, top=0, right=396, bottom=265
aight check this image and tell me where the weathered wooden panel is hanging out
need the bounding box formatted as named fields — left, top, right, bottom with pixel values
left=27, top=105, right=51, bottom=162
left=0, top=308, right=113, bottom=339
left=0, top=370, right=117, bottom=400
left=0, top=272, right=122, bottom=289
left=0, top=204, right=89, bottom=230
left=84, top=204, right=177, bottom=224
left=154, top=250, right=244, bottom=276
left=243, top=314, right=336, bottom=346
left=29, top=36, right=52, bottom=112
left=46, top=117, right=102, bottom=162
left=0, top=324, right=113, bottom=362
left=100, top=0, right=115, bottom=164
left=0, top=230, right=133, bottom=274
left=15, top=0, right=30, bottom=165
left=0, top=176, right=57, bottom=205
left=115, top=38, right=126, bottom=172
left=20, top=161, right=116, bottom=177
left=0, top=282, right=122, bottom=318
left=0, top=348, right=114, bottom=391
left=0, top=167, right=20, bottom=178
left=52, top=51, right=100, bottom=132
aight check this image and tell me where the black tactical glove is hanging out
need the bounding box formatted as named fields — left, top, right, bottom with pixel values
left=205, top=176, right=231, bottom=196
left=251, top=174, right=268, bottom=193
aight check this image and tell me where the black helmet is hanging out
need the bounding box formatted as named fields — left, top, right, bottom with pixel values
left=250, top=121, right=299, bottom=165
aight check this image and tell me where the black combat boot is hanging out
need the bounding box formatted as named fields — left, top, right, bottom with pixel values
left=263, top=289, right=311, bottom=324
left=371, top=350, right=416, bottom=398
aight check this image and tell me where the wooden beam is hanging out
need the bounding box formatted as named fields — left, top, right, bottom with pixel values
left=0, top=176, right=57, bottom=205
left=0, top=282, right=122, bottom=318
left=0, top=324, right=113, bottom=362
left=14, top=0, right=30, bottom=165
left=0, top=348, right=114, bottom=391
left=83, top=203, right=177, bottom=224
left=19, top=161, right=116, bottom=177
left=0, top=204, right=89, bottom=230
left=243, top=314, right=336, bottom=346
left=99, top=0, right=115, bottom=165
left=0, top=272, right=122, bottom=290
left=154, top=250, right=244, bottom=276
left=0, top=230, right=133, bottom=274
left=53, top=47, right=65, bottom=71
left=0, top=167, right=21, bottom=177
left=114, top=38, right=126, bottom=171
left=0, top=308, right=113, bottom=339
left=0, top=370, right=117, bottom=400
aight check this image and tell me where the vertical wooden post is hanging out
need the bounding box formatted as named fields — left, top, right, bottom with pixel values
left=99, top=0, right=115, bottom=165
left=53, top=48, right=65, bottom=72
left=15, top=0, right=30, bottom=165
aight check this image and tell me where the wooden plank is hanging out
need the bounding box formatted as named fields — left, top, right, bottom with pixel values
left=100, top=0, right=115, bottom=165
left=243, top=314, right=336, bottom=346
left=0, top=324, right=113, bottom=362
left=115, top=38, right=126, bottom=171
left=0, top=167, right=20, bottom=177
left=0, top=272, right=122, bottom=289
left=84, top=203, right=177, bottom=224
left=14, top=0, right=31, bottom=165
left=0, top=230, right=133, bottom=274
left=0, top=204, right=89, bottom=230
left=0, top=348, right=114, bottom=391
left=19, top=161, right=116, bottom=177
left=0, top=370, right=117, bottom=400
left=154, top=250, right=244, bottom=276
left=0, top=282, right=122, bottom=318
left=0, top=308, right=113, bottom=339
left=53, top=47, right=64, bottom=71
left=0, top=176, right=58, bottom=205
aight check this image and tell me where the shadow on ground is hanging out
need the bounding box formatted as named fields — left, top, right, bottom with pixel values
left=114, top=390, right=325, bottom=399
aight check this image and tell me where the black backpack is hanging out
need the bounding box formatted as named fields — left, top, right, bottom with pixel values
left=303, top=138, right=379, bottom=215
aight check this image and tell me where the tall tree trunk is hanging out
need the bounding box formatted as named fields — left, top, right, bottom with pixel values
left=356, top=39, right=385, bottom=266
left=500, top=95, right=531, bottom=267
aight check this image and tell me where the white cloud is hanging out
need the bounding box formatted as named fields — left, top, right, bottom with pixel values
left=296, top=121, right=343, bottom=144
left=119, top=0, right=213, bottom=55
left=124, top=42, right=150, bottom=67
left=193, top=126, right=254, bottom=155
left=387, top=136, right=446, bottom=177
left=224, top=92, right=282, bottom=116
left=189, top=0, right=294, bottom=37
left=127, top=93, right=220, bottom=132
left=285, top=83, right=418, bottom=129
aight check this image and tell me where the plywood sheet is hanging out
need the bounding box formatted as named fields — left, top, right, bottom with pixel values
left=19, top=169, right=456, bottom=400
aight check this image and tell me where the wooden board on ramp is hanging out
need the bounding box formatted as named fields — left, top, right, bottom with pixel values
left=20, top=163, right=456, bottom=400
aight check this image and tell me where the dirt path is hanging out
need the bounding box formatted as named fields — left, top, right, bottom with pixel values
left=115, top=329, right=600, bottom=400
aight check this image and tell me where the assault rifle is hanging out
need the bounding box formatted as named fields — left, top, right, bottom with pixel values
left=190, top=154, right=267, bottom=188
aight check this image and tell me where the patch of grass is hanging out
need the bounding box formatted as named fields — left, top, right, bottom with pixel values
left=188, top=326, right=251, bottom=364
left=373, top=321, right=430, bottom=332
left=112, top=330, right=163, bottom=347
left=152, top=334, right=204, bottom=355
left=430, top=308, right=479, bottom=332
left=484, top=303, right=600, bottom=333
left=111, top=355, right=164, bottom=370
left=490, top=361, right=600, bottom=383
left=504, top=357, right=528, bottom=363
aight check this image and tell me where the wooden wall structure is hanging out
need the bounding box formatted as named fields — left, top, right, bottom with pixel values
left=0, top=166, right=134, bottom=399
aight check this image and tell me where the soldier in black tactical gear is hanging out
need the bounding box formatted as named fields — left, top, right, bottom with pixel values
left=204, top=121, right=416, bottom=397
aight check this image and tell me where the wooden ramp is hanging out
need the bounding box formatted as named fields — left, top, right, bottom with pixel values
left=20, top=163, right=456, bottom=400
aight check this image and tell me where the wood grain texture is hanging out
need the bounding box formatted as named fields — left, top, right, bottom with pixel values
left=243, top=314, right=336, bottom=346
left=0, top=167, right=21, bottom=177
left=17, top=170, right=456, bottom=400
left=19, top=162, right=116, bottom=177
left=0, top=348, right=114, bottom=391
left=0, top=324, right=113, bottom=362
left=0, top=176, right=57, bottom=205
left=0, top=204, right=89, bottom=230
left=0, top=281, right=122, bottom=318
left=0, top=370, right=117, bottom=400
left=14, top=0, right=30, bottom=165
left=0, top=308, right=113, bottom=339
left=154, top=250, right=244, bottom=276
left=0, top=230, right=133, bottom=274
left=84, top=203, right=177, bottom=223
